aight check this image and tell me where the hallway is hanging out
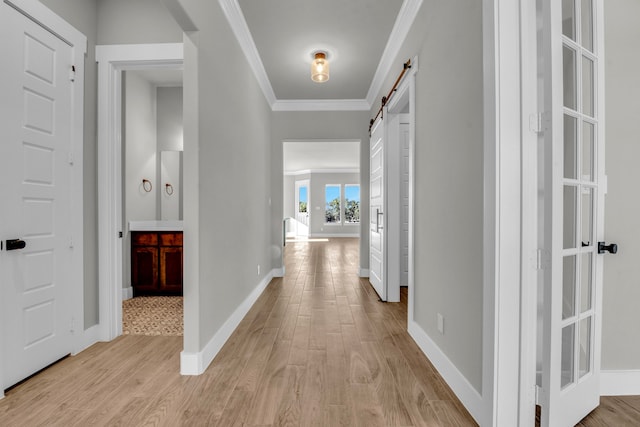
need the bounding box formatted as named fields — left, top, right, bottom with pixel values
left=0, top=237, right=476, bottom=426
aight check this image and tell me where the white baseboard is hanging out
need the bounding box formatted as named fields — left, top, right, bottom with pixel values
left=180, top=268, right=276, bottom=375
left=408, top=320, right=482, bottom=424
left=359, top=268, right=369, bottom=277
left=601, top=370, right=640, bottom=396
left=122, top=286, right=133, bottom=300
left=273, top=266, right=285, bottom=277
left=74, top=324, right=102, bottom=355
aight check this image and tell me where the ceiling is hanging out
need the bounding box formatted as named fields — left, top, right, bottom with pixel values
left=283, top=141, right=360, bottom=174
left=223, top=0, right=420, bottom=110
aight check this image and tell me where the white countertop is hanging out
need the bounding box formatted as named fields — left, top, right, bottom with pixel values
left=129, top=220, right=183, bottom=231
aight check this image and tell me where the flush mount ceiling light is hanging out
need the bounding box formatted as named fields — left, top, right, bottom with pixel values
left=311, top=51, right=329, bottom=83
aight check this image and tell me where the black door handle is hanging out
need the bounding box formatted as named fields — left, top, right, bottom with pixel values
left=598, top=241, right=618, bottom=254
left=6, top=239, right=26, bottom=251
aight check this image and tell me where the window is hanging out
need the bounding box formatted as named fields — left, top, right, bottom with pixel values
left=325, top=185, right=341, bottom=223
left=345, top=184, right=360, bottom=223
left=298, top=185, right=307, bottom=213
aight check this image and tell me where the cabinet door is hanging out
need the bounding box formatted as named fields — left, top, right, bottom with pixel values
left=160, top=246, right=183, bottom=293
left=132, top=246, right=159, bottom=293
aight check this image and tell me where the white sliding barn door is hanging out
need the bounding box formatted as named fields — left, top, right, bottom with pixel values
left=539, top=0, right=608, bottom=425
left=369, top=118, right=386, bottom=301
left=0, top=2, right=76, bottom=389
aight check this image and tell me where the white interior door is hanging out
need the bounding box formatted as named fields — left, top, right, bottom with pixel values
left=0, top=3, right=75, bottom=389
left=540, top=0, right=606, bottom=425
left=369, top=118, right=386, bottom=301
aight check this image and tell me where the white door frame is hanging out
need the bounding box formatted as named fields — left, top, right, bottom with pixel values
left=482, top=0, right=532, bottom=425
left=96, top=43, right=183, bottom=341
left=0, top=0, right=86, bottom=399
left=385, top=64, right=416, bottom=304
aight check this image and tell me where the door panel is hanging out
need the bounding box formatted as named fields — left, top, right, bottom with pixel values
left=369, top=118, right=385, bottom=300
left=0, top=4, right=74, bottom=388
left=540, top=0, right=604, bottom=425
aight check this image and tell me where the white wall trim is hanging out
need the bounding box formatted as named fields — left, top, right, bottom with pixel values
left=600, top=370, right=640, bottom=396
left=122, top=286, right=133, bottom=301
left=285, top=168, right=360, bottom=176
left=96, top=43, right=184, bottom=343
left=217, top=0, right=276, bottom=107
left=482, top=0, right=524, bottom=425
left=180, top=268, right=277, bottom=375
left=365, top=0, right=424, bottom=106
left=359, top=268, right=369, bottom=278
left=273, top=267, right=285, bottom=277
left=408, top=321, right=483, bottom=423
left=273, top=99, right=370, bottom=112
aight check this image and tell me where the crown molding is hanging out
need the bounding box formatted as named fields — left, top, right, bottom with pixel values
left=365, top=0, right=423, bottom=106
left=218, top=0, right=277, bottom=107
left=220, top=0, right=421, bottom=112
left=273, top=99, right=370, bottom=112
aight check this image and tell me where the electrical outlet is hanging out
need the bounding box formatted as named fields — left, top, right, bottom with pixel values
left=437, top=313, right=444, bottom=334
left=257, top=264, right=261, bottom=276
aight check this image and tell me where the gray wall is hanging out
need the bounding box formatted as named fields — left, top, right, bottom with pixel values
left=96, top=0, right=182, bottom=45
left=370, top=0, right=484, bottom=391
left=125, top=71, right=158, bottom=222
left=283, top=175, right=295, bottom=234
left=602, top=0, right=640, bottom=370
left=271, top=111, right=370, bottom=272
left=177, top=1, right=273, bottom=352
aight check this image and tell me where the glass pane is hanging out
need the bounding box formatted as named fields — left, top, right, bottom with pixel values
left=562, top=324, right=576, bottom=388
left=564, top=186, right=577, bottom=249
left=563, top=256, right=577, bottom=320
left=562, top=0, right=576, bottom=40
left=563, top=46, right=577, bottom=110
left=298, top=186, right=308, bottom=213
left=581, top=0, right=594, bottom=51
left=581, top=187, right=593, bottom=247
left=579, top=317, right=592, bottom=378
left=564, top=115, right=578, bottom=179
left=581, top=253, right=592, bottom=312
left=344, top=185, right=360, bottom=224
left=582, top=122, right=594, bottom=181
left=582, top=56, right=594, bottom=117
left=325, top=185, right=341, bottom=223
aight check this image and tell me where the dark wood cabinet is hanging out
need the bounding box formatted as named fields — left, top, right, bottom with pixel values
left=132, top=231, right=183, bottom=296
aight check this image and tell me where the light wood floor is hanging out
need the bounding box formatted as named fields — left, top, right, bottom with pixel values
left=1, top=238, right=637, bottom=426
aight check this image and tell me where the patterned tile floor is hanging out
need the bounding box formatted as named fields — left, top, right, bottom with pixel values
left=122, top=296, right=183, bottom=336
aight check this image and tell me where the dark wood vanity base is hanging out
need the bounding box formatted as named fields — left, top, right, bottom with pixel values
left=132, top=231, right=183, bottom=296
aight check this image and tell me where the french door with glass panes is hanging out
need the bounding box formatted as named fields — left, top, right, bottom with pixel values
left=539, top=0, right=609, bottom=426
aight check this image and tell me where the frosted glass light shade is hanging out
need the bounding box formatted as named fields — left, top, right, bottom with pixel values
left=311, top=52, right=329, bottom=83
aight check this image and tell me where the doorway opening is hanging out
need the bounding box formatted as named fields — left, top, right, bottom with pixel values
left=96, top=43, right=184, bottom=342
left=121, top=68, right=184, bottom=337
left=283, top=140, right=361, bottom=245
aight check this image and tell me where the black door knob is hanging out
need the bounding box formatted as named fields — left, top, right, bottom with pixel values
left=6, top=239, right=26, bottom=251
left=598, top=242, right=618, bottom=254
